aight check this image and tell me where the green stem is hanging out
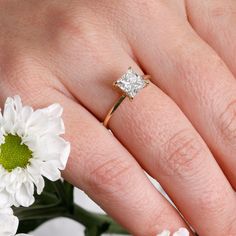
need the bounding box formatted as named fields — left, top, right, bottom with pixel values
left=17, top=203, right=128, bottom=235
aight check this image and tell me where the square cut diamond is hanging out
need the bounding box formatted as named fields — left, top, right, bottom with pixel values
left=114, top=68, right=148, bottom=99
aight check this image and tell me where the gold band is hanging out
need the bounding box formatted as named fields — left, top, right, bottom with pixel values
left=103, top=95, right=126, bottom=128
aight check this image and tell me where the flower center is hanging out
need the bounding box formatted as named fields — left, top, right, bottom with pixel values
left=0, top=134, right=32, bottom=172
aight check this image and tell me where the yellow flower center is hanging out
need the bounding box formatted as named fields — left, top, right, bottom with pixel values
left=0, top=134, right=32, bottom=172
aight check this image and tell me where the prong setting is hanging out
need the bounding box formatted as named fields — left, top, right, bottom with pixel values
left=114, top=67, right=149, bottom=99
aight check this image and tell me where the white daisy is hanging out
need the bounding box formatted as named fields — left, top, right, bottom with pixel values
left=0, top=207, right=30, bottom=236
left=157, top=228, right=189, bottom=236
left=0, top=96, right=70, bottom=207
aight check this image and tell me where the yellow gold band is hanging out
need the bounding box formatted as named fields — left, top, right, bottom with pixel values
left=103, top=95, right=126, bottom=128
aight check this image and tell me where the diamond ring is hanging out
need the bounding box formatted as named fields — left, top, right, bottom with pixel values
left=103, top=67, right=150, bottom=128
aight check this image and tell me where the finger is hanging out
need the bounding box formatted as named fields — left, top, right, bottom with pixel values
left=130, top=0, right=236, bottom=189
left=0, top=60, right=190, bottom=235
left=127, top=3, right=236, bottom=233
left=53, top=33, right=236, bottom=235
left=186, top=0, right=236, bottom=76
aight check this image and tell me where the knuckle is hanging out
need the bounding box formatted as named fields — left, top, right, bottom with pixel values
left=51, top=10, right=87, bottom=41
left=110, top=0, right=173, bottom=28
left=47, top=4, right=104, bottom=55
left=85, top=156, right=133, bottom=195
left=159, top=128, right=205, bottom=177
left=208, top=5, right=236, bottom=18
left=209, top=6, right=228, bottom=18
left=49, top=7, right=111, bottom=67
left=0, top=51, right=60, bottom=105
left=128, top=0, right=171, bottom=19
left=218, top=99, right=236, bottom=145
left=1, top=52, right=45, bottom=88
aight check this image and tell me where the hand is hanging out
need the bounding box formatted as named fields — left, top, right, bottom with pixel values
left=0, top=1, right=236, bottom=235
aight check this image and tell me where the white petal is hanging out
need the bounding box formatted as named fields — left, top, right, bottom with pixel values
left=3, top=98, right=17, bottom=133
left=0, top=207, right=31, bottom=236
left=173, top=228, right=189, bottom=236
left=41, top=103, right=63, bottom=117
left=27, top=159, right=42, bottom=175
left=38, top=103, right=64, bottom=135
left=35, top=135, right=70, bottom=169
left=0, top=130, right=5, bottom=144
left=28, top=168, right=45, bottom=195
left=0, top=207, right=19, bottom=236
left=0, top=190, right=11, bottom=208
left=0, top=207, right=13, bottom=215
left=28, top=173, right=45, bottom=195
left=46, top=117, right=65, bottom=135
left=15, top=181, right=35, bottom=207
left=21, top=106, right=33, bottom=123
left=41, top=161, right=61, bottom=181
left=16, top=234, right=32, bottom=236
left=25, top=110, right=47, bottom=132
left=60, top=141, right=70, bottom=169
left=26, top=105, right=64, bottom=136
left=35, top=175, right=45, bottom=195
left=13, top=95, right=23, bottom=113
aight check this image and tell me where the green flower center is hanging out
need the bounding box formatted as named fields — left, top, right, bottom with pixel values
left=0, top=134, right=32, bottom=172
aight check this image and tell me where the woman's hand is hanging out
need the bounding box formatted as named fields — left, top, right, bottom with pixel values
left=1, top=1, right=236, bottom=235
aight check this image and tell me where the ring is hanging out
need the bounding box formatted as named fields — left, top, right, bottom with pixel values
left=103, top=67, right=150, bottom=128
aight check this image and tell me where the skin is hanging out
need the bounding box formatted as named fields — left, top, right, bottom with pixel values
left=0, top=0, right=236, bottom=235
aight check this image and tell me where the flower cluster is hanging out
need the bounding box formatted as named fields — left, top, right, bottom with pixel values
left=0, top=96, right=70, bottom=236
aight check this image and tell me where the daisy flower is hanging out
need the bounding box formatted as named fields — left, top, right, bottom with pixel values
left=0, top=96, right=70, bottom=207
left=157, top=228, right=189, bottom=236
left=0, top=207, right=29, bottom=236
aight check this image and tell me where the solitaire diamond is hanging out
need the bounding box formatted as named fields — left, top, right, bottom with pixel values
left=114, top=67, right=149, bottom=99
